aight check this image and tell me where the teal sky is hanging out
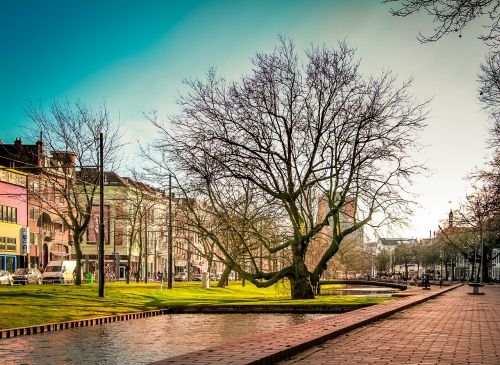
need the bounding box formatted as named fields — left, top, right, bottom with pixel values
left=0, top=0, right=492, bottom=238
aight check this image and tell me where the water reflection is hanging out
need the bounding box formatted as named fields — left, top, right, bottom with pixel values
left=0, top=313, right=330, bottom=365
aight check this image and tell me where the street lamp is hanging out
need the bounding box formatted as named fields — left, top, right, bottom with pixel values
left=98, top=132, right=105, bottom=297
left=168, top=174, right=173, bottom=289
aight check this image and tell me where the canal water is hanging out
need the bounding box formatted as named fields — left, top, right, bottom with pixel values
left=0, top=313, right=330, bottom=364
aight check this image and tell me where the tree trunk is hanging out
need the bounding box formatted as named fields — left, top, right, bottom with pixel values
left=136, top=223, right=143, bottom=283
left=126, top=257, right=131, bottom=284
left=481, top=248, right=489, bottom=283
left=207, top=254, right=213, bottom=277
left=73, top=232, right=84, bottom=286
left=217, top=265, right=231, bottom=287
left=144, top=216, right=148, bottom=284
left=471, top=257, right=476, bottom=281
left=126, top=227, right=137, bottom=285
left=290, top=255, right=314, bottom=299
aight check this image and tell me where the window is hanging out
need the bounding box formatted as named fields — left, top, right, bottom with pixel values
left=51, top=186, right=56, bottom=202
left=0, top=205, right=17, bottom=224
left=116, top=202, right=125, bottom=218
left=29, top=181, right=38, bottom=194
left=29, top=206, right=39, bottom=221
left=10, top=207, right=17, bottom=223
left=0, top=237, right=17, bottom=252
left=115, top=227, right=124, bottom=246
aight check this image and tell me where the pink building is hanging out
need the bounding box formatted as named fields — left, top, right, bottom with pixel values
left=0, top=167, right=28, bottom=271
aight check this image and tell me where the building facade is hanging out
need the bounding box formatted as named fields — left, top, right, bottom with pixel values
left=0, top=138, right=74, bottom=269
left=0, top=166, right=28, bottom=271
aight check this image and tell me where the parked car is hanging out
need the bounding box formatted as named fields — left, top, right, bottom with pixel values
left=192, top=273, right=202, bottom=281
left=174, top=272, right=187, bottom=282
left=12, top=268, right=42, bottom=285
left=0, top=270, right=13, bottom=285
left=210, top=273, right=221, bottom=281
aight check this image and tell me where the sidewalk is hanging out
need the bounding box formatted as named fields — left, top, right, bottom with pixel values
left=150, top=284, right=474, bottom=365
left=280, top=284, right=500, bottom=365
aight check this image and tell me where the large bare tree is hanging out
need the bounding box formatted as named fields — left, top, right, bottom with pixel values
left=27, top=101, right=122, bottom=285
left=385, top=1, right=499, bottom=128
left=146, top=39, right=427, bottom=299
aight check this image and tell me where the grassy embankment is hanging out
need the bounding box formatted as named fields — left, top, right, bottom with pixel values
left=0, top=281, right=391, bottom=329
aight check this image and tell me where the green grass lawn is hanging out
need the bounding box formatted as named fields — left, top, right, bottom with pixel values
left=0, top=281, right=391, bottom=330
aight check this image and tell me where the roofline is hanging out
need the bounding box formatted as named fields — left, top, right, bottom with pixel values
left=0, top=164, right=28, bottom=176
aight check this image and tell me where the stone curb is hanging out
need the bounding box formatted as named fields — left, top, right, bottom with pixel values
left=0, top=309, right=168, bottom=340
left=150, top=284, right=462, bottom=365
left=162, top=303, right=371, bottom=314
left=0, top=303, right=369, bottom=340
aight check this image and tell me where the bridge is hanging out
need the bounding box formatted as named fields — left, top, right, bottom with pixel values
left=317, top=279, right=407, bottom=295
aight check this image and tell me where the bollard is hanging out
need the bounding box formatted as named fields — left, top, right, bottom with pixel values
left=201, top=272, right=210, bottom=288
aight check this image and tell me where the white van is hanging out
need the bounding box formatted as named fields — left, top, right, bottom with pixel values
left=42, top=260, right=77, bottom=284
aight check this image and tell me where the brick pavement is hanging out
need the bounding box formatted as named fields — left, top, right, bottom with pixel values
left=149, top=284, right=472, bottom=365
left=280, top=284, right=500, bottom=365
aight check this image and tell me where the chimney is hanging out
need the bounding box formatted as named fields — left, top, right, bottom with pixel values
left=14, top=137, right=22, bottom=146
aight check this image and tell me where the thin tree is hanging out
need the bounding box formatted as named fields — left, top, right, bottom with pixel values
left=27, top=101, right=122, bottom=285
left=479, top=52, right=500, bottom=125
left=393, top=241, right=416, bottom=279
left=451, top=186, right=498, bottom=281
left=146, top=39, right=427, bottom=299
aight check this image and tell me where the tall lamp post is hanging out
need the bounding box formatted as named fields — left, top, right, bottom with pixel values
left=98, top=132, right=105, bottom=297
left=168, top=174, right=173, bottom=289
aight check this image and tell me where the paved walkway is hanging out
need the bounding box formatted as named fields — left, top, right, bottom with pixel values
left=150, top=284, right=491, bottom=365
left=280, top=284, right=500, bottom=365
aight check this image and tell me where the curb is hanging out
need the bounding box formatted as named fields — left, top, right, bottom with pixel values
left=0, top=309, right=167, bottom=340
left=162, top=303, right=371, bottom=314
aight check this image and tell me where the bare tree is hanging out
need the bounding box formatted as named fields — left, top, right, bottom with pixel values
left=452, top=186, right=498, bottom=281
left=385, top=1, right=499, bottom=131
left=385, top=0, right=499, bottom=51
left=27, top=101, right=122, bottom=285
left=114, top=173, right=164, bottom=284
left=479, top=53, right=500, bottom=125
left=329, top=236, right=372, bottom=279
left=146, top=39, right=427, bottom=299
left=163, top=177, right=288, bottom=287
